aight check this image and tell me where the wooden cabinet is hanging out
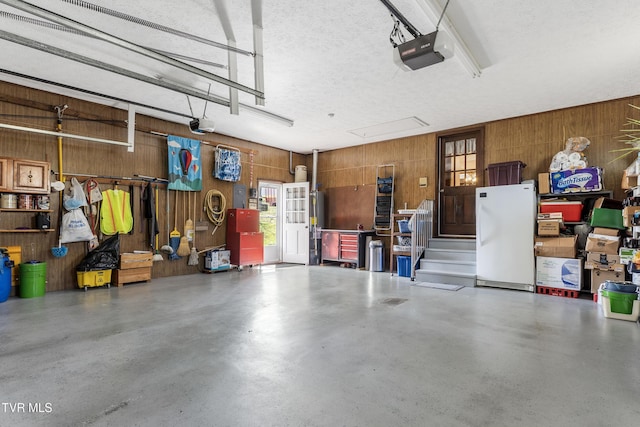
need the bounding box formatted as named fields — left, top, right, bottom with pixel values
left=390, top=213, right=412, bottom=275
left=12, top=159, right=50, bottom=194
left=0, top=157, right=50, bottom=194
left=0, top=158, right=10, bottom=191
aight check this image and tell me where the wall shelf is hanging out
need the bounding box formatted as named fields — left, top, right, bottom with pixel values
left=0, top=208, right=53, bottom=213
left=0, top=229, right=55, bottom=233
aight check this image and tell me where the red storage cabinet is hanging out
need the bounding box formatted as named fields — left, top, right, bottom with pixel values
left=227, top=208, right=259, bottom=232
left=226, top=209, right=263, bottom=266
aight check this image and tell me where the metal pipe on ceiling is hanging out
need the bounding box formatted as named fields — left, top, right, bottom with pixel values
left=0, top=29, right=230, bottom=108
left=0, top=67, right=294, bottom=127
left=0, top=11, right=228, bottom=70
left=212, top=0, right=239, bottom=115
left=252, top=0, right=265, bottom=107
left=0, top=0, right=264, bottom=100
left=0, top=122, right=130, bottom=147
left=60, top=0, right=254, bottom=57
left=0, top=68, right=192, bottom=119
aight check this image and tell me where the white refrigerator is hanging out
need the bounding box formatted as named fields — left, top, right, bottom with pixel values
left=476, top=183, right=536, bottom=292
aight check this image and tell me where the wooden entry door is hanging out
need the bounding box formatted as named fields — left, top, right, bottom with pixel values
left=438, top=128, right=484, bottom=236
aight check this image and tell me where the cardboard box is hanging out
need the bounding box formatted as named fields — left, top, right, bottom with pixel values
left=119, top=252, right=153, bottom=269
left=621, top=170, right=639, bottom=190
left=550, top=167, right=603, bottom=193
left=593, top=197, right=623, bottom=210
left=585, top=233, right=620, bottom=255
left=536, top=256, right=582, bottom=290
left=537, top=212, right=563, bottom=220
left=537, top=219, right=561, bottom=236
left=619, top=247, right=638, bottom=265
left=584, top=252, right=621, bottom=269
left=622, top=206, right=640, bottom=227
left=590, top=268, right=625, bottom=293
left=538, top=172, right=550, bottom=194
left=592, top=227, right=619, bottom=236
left=534, top=236, right=577, bottom=258
left=204, top=250, right=231, bottom=271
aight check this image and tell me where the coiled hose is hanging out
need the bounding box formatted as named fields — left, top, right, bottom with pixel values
left=204, top=189, right=226, bottom=235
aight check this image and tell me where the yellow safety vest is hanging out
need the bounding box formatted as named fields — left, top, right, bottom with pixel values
left=100, top=189, right=133, bottom=235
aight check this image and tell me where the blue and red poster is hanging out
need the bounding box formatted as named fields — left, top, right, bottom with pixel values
left=168, top=135, right=202, bottom=191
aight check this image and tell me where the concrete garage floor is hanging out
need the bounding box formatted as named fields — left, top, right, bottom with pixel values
left=1, top=265, right=639, bottom=427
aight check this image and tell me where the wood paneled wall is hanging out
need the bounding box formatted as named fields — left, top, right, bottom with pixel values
left=2, top=78, right=639, bottom=291
left=317, top=95, right=640, bottom=230
left=0, top=81, right=304, bottom=292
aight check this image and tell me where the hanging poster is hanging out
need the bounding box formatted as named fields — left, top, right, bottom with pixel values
left=168, top=135, right=202, bottom=191
left=214, top=145, right=242, bottom=182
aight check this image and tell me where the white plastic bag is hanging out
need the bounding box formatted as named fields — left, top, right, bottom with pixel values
left=60, top=208, right=96, bottom=243
left=63, top=177, right=88, bottom=210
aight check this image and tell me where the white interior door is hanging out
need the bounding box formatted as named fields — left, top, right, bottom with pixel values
left=258, top=181, right=281, bottom=264
left=282, top=182, right=309, bottom=264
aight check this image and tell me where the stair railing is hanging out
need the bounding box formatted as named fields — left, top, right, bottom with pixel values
left=410, top=199, right=434, bottom=280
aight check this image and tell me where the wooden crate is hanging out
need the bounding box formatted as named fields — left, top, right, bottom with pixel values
left=119, top=252, right=153, bottom=269
left=113, top=267, right=151, bottom=287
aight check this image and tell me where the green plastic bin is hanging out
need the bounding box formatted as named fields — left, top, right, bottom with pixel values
left=19, top=262, right=46, bottom=298
left=601, top=290, right=638, bottom=315
left=590, top=208, right=625, bottom=230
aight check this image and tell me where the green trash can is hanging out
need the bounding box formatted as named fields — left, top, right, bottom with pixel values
left=19, top=262, right=46, bottom=298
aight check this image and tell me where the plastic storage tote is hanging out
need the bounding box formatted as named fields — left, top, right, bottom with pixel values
left=487, top=161, right=526, bottom=186
left=397, top=255, right=411, bottom=277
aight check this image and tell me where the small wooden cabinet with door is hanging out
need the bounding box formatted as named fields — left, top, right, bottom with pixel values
left=0, top=157, right=50, bottom=194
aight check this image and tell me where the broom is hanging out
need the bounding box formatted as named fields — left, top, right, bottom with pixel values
left=176, top=191, right=191, bottom=257
left=185, top=191, right=194, bottom=242
left=169, top=190, right=181, bottom=260
left=161, top=186, right=174, bottom=254
left=188, top=191, right=199, bottom=266
left=152, top=185, right=163, bottom=262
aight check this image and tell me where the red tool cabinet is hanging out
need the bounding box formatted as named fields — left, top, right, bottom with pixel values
left=226, top=209, right=264, bottom=266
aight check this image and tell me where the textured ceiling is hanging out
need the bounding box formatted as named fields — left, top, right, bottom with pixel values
left=0, top=0, right=639, bottom=154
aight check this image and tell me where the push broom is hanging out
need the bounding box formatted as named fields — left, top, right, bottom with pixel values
left=161, top=186, right=174, bottom=255
left=169, top=190, right=181, bottom=260
left=188, top=191, right=199, bottom=266
left=152, top=185, right=163, bottom=261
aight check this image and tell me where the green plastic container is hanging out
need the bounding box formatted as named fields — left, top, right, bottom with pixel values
left=19, top=262, right=46, bottom=298
left=601, top=290, right=638, bottom=314
left=590, top=208, right=625, bottom=230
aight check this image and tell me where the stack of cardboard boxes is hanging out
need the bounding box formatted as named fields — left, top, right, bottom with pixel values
left=584, top=227, right=624, bottom=293
left=534, top=199, right=581, bottom=293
